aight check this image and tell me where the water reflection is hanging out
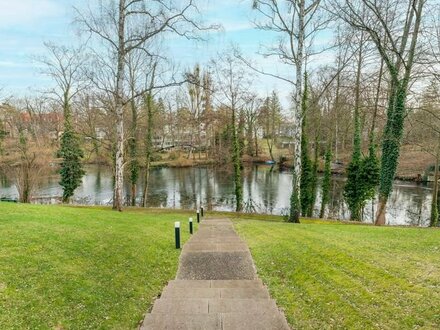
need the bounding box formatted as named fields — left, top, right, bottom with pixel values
left=0, top=165, right=434, bottom=226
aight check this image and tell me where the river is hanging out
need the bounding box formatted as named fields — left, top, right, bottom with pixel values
left=0, top=165, right=434, bottom=226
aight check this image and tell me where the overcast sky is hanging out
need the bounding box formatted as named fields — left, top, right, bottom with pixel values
left=0, top=0, right=334, bottom=108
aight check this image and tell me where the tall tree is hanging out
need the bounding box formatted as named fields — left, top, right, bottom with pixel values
left=332, top=0, right=426, bottom=225
left=251, top=0, right=327, bottom=223
left=343, top=30, right=365, bottom=221
left=320, top=147, right=332, bottom=218
left=212, top=51, right=253, bottom=212
left=76, top=0, right=210, bottom=211
left=300, top=73, right=314, bottom=216
left=38, top=43, right=86, bottom=203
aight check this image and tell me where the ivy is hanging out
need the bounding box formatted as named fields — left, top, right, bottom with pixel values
left=344, top=85, right=380, bottom=220
left=379, top=80, right=407, bottom=201
left=300, top=73, right=315, bottom=216
left=58, top=120, right=85, bottom=203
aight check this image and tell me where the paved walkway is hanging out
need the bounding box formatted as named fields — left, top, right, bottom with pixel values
left=140, top=218, right=290, bottom=330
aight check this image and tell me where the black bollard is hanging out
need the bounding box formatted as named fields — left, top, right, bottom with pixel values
left=201, top=206, right=204, bottom=217
left=197, top=210, right=200, bottom=223
left=189, top=217, right=193, bottom=234
left=175, top=222, right=181, bottom=249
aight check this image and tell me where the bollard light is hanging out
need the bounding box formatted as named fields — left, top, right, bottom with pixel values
left=175, top=221, right=181, bottom=249
left=201, top=206, right=204, bottom=217
left=196, top=210, right=200, bottom=223
left=189, top=217, right=193, bottom=234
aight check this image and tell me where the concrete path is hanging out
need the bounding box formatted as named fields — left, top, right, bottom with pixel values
left=140, top=218, right=290, bottom=330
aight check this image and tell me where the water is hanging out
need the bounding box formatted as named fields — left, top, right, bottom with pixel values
left=0, top=165, right=434, bottom=226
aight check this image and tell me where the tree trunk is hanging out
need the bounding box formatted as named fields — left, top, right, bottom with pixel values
left=232, top=106, right=243, bottom=212
left=375, top=196, right=387, bottom=226
left=254, top=129, right=259, bottom=157
left=142, top=92, right=154, bottom=207
left=267, top=138, right=274, bottom=161
left=289, top=0, right=305, bottom=223
left=430, top=139, right=440, bottom=227
left=112, top=0, right=126, bottom=211
left=129, top=97, right=138, bottom=206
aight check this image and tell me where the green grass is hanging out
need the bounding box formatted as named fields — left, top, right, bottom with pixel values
left=234, top=220, right=440, bottom=330
left=2, top=203, right=440, bottom=329
left=0, top=203, right=195, bottom=329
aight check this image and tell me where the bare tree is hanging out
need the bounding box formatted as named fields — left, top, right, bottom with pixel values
left=211, top=51, right=254, bottom=212
left=251, top=0, right=328, bottom=223
left=76, top=0, right=213, bottom=211
left=37, top=43, right=88, bottom=202
left=330, top=0, right=426, bottom=225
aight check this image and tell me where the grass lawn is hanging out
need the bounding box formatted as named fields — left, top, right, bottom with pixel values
left=234, top=220, right=440, bottom=330
left=2, top=203, right=439, bottom=329
left=0, top=203, right=195, bottom=329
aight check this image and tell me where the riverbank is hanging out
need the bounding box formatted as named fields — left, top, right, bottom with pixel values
left=0, top=165, right=434, bottom=226
left=82, top=144, right=435, bottom=182
left=0, top=204, right=438, bottom=329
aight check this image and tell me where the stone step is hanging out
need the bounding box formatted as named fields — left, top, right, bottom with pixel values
left=151, top=298, right=280, bottom=314
left=140, top=313, right=221, bottom=330
left=183, top=242, right=248, bottom=252
left=151, top=298, right=209, bottom=314
left=141, top=312, right=290, bottom=330
left=208, top=298, right=279, bottom=314
left=140, top=313, right=290, bottom=330
left=167, top=280, right=212, bottom=288
left=177, top=251, right=256, bottom=280
left=188, top=237, right=244, bottom=243
left=221, top=312, right=290, bottom=330
left=210, top=279, right=263, bottom=288
left=161, top=287, right=270, bottom=299
left=167, top=279, right=263, bottom=289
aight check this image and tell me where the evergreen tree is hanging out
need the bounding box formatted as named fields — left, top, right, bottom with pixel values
left=58, top=118, right=85, bottom=203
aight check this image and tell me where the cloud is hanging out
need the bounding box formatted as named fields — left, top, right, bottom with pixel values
left=0, top=0, right=62, bottom=29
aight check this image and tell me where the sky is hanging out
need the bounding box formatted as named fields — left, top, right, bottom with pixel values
left=0, top=0, right=333, bottom=108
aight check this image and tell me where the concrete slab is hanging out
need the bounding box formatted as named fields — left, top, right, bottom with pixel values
left=220, top=287, right=270, bottom=299
left=208, top=298, right=278, bottom=314
left=141, top=314, right=222, bottom=330
left=215, top=243, right=249, bottom=252
left=221, top=312, right=290, bottom=330
left=210, top=280, right=263, bottom=288
left=183, top=243, right=248, bottom=252
left=177, top=251, right=256, bottom=280
left=167, top=280, right=212, bottom=288
left=151, top=298, right=209, bottom=314
left=161, top=287, right=221, bottom=299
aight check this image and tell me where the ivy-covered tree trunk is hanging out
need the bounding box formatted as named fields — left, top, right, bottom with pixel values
left=300, top=73, right=313, bottom=216
left=375, top=80, right=408, bottom=225
left=128, top=98, right=139, bottom=206
left=238, top=111, right=245, bottom=159
left=320, top=148, right=332, bottom=219
left=430, top=138, right=440, bottom=227
left=308, top=135, right=319, bottom=217
left=232, top=106, right=243, bottom=212
left=373, top=0, right=424, bottom=225
left=58, top=93, right=85, bottom=204
left=344, top=35, right=364, bottom=221
left=142, top=92, right=154, bottom=207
